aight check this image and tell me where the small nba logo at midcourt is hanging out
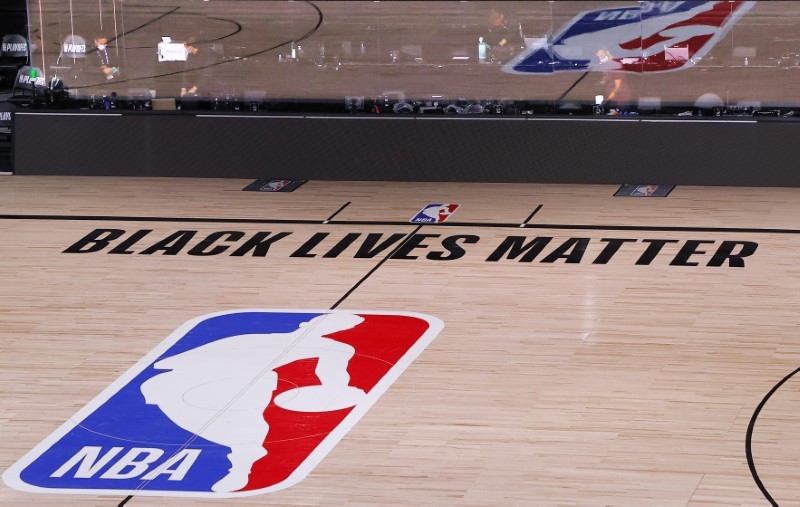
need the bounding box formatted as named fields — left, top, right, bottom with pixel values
left=410, top=203, right=460, bottom=223
left=3, top=310, right=443, bottom=498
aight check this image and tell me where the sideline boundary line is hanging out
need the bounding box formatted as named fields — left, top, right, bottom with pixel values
left=3, top=214, right=800, bottom=235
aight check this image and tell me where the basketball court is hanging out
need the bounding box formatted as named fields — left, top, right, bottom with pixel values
left=1, top=175, right=798, bottom=505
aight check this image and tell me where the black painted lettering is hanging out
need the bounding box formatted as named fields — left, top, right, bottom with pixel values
left=707, top=241, right=758, bottom=267
left=392, top=234, right=440, bottom=260
left=635, top=239, right=679, bottom=265
left=670, top=240, right=715, bottom=266
left=486, top=236, right=553, bottom=262
left=64, top=229, right=126, bottom=253
left=139, top=231, right=197, bottom=255
left=109, top=230, right=153, bottom=254
left=354, top=233, right=406, bottom=259
left=593, top=238, right=637, bottom=264
left=187, top=231, right=245, bottom=256
left=323, top=233, right=362, bottom=258
left=230, top=232, right=291, bottom=257
left=427, top=234, right=480, bottom=261
left=290, top=232, right=330, bottom=258
left=541, top=238, right=590, bottom=263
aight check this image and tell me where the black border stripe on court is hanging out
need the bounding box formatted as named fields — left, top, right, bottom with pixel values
left=4, top=214, right=800, bottom=234
left=330, top=224, right=422, bottom=309
left=323, top=202, right=351, bottom=223
left=520, top=205, right=543, bottom=227
left=115, top=223, right=422, bottom=507
left=745, top=366, right=800, bottom=507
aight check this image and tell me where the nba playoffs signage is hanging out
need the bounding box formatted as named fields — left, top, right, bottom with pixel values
left=0, top=102, right=13, bottom=128
left=3, top=310, right=443, bottom=497
left=15, top=66, right=45, bottom=89
left=1, top=34, right=27, bottom=57
left=60, top=34, right=87, bottom=58
left=61, top=228, right=758, bottom=267
left=504, top=1, right=754, bottom=74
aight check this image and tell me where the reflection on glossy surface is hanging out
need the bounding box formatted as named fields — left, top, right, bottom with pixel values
left=22, top=1, right=800, bottom=109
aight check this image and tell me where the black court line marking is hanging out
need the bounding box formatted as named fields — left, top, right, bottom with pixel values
left=557, top=71, right=590, bottom=102
left=73, top=6, right=181, bottom=90
left=107, top=7, right=181, bottom=44
left=5, top=214, right=800, bottom=235
left=324, top=202, right=351, bottom=224
left=206, top=17, right=245, bottom=42
left=86, top=0, right=324, bottom=91
left=519, top=205, right=543, bottom=228
left=5, top=203, right=789, bottom=506
left=330, top=225, right=423, bottom=310
left=746, top=366, right=800, bottom=507
left=35, top=5, right=180, bottom=90
left=119, top=16, right=243, bottom=50
left=116, top=217, right=413, bottom=507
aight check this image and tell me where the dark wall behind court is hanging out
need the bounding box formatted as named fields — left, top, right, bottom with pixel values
left=12, top=112, right=799, bottom=186
left=0, top=1, right=27, bottom=38
left=0, top=0, right=29, bottom=86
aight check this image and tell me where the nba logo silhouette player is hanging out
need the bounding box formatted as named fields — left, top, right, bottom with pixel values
left=4, top=309, right=443, bottom=497
left=140, top=313, right=367, bottom=493
left=259, top=179, right=291, bottom=192
left=410, top=203, right=460, bottom=223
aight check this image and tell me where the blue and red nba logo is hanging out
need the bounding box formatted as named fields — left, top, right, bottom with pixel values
left=410, top=204, right=460, bottom=224
left=3, top=310, right=443, bottom=497
left=633, top=185, right=659, bottom=196
left=259, top=179, right=292, bottom=192
left=504, top=1, right=754, bottom=75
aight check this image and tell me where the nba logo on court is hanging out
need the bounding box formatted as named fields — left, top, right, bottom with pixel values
left=3, top=310, right=443, bottom=497
left=410, top=203, right=460, bottom=223
left=633, top=185, right=658, bottom=196
left=259, top=179, right=291, bottom=192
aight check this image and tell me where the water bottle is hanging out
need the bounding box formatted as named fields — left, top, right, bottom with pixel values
left=478, top=37, right=488, bottom=62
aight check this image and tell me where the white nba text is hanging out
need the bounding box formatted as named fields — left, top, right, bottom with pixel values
left=50, top=446, right=200, bottom=481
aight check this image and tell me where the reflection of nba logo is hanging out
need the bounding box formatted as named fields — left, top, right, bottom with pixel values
left=633, top=185, right=658, bottom=196
left=3, top=310, right=443, bottom=497
left=504, top=1, right=754, bottom=74
left=260, top=180, right=291, bottom=192
left=410, top=204, right=460, bottom=224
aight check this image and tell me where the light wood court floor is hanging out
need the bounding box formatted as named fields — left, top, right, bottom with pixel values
left=1, top=176, right=799, bottom=505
